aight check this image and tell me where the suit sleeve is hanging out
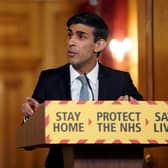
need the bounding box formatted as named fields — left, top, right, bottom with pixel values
left=124, top=72, right=143, bottom=100
left=32, top=71, right=46, bottom=103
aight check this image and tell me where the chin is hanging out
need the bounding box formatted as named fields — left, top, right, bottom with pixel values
left=68, top=59, right=79, bottom=66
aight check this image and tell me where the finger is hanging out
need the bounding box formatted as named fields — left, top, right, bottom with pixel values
left=26, top=97, right=39, bottom=112
left=22, top=102, right=34, bottom=117
left=117, top=96, right=124, bottom=100
left=22, top=106, right=33, bottom=117
left=124, top=95, right=129, bottom=101
left=26, top=97, right=39, bottom=106
left=129, top=96, right=136, bottom=101
left=118, top=95, right=130, bottom=101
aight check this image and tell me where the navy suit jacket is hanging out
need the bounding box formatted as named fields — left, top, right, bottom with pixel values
left=32, top=63, right=143, bottom=168
left=32, top=63, right=142, bottom=102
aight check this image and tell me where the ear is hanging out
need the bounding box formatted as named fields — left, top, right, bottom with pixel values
left=94, top=39, right=107, bottom=53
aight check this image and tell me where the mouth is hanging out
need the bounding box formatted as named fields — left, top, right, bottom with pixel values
left=67, top=50, right=78, bottom=57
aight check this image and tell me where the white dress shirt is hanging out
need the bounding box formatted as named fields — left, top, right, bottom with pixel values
left=70, top=63, right=99, bottom=101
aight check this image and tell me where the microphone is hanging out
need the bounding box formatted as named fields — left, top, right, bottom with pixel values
left=84, top=73, right=95, bottom=101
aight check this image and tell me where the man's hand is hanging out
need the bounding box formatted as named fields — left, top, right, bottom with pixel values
left=22, top=97, right=39, bottom=118
left=117, top=95, right=136, bottom=101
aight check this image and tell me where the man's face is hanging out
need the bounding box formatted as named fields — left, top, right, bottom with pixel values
left=67, top=23, right=98, bottom=72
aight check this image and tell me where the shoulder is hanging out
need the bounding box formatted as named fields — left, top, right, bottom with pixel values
left=40, top=64, right=69, bottom=77
left=99, top=63, right=129, bottom=77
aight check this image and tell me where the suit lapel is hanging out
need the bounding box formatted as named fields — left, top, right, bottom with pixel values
left=58, top=64, right=71, bottom=100
left=98, top=63, right=118, bottom=100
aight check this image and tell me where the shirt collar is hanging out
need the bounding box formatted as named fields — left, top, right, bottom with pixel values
left=70, top=62, right=99, bottom=85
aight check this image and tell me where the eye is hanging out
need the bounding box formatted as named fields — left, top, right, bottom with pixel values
left=67, top=31, right=72, bottom=39
left=78, top=32, right=87, bottom=40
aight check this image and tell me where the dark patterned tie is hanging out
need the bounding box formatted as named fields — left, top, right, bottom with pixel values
left=77, top=75, right=89, bottom=100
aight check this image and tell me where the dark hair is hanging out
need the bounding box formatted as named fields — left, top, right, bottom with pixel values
left=66, top=12, right=109, bottom=42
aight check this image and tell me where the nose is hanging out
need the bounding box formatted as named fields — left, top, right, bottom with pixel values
left=67, top=36, right=76, bottom=46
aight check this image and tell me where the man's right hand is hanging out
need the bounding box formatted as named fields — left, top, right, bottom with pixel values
left=21, top=97, right=39, bottom=118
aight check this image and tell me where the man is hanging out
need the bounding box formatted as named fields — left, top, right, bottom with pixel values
left=22, top=12, right=143, bottom=168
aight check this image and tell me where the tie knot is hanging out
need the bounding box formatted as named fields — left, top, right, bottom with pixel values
left=77, top=75, right=87, bottom=85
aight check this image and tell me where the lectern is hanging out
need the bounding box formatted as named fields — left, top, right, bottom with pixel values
left=17, top=101, right=168, bottom=168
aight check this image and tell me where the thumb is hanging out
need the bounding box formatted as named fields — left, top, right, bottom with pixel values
left=129, top=96, right=136, bottom=101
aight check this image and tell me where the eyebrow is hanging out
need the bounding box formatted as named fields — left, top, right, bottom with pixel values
left=67, top=28, right=89, bottom=36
